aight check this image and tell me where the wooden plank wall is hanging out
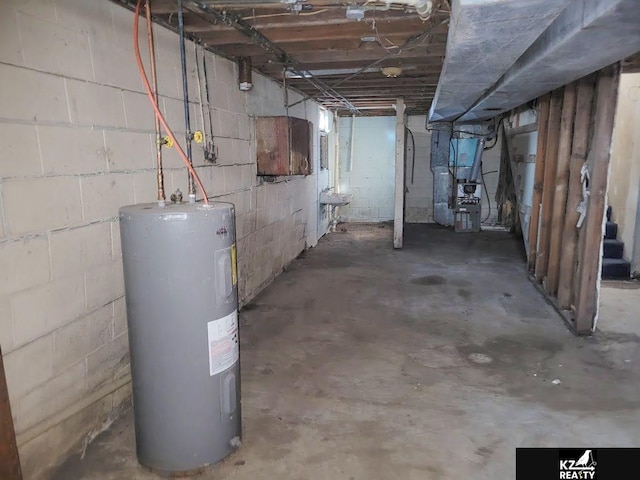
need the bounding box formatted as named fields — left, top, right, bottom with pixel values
left=524, top=64, right=620, bottom=334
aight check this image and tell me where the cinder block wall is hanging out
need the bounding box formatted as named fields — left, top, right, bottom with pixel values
left=609, top=72, right=640, bottom=272
left=338, top=116, right=396, bottom=222
left=405, top=115, right=433, bottom=223
left=0, top=1, right=323, bottom=477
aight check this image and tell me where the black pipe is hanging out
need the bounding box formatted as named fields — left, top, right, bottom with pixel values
left=177, top=0, right=195, bottom=198
left=201, top=49, right=216, bottom=162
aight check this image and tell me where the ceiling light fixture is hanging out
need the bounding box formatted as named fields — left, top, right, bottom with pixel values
left=381, top=66, right=403, bottom=78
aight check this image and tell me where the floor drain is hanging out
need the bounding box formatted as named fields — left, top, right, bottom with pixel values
left=469, top=353, right=493, bottom=364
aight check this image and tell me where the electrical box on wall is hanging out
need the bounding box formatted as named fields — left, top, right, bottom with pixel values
left=256, top=116, right=312, bottom=176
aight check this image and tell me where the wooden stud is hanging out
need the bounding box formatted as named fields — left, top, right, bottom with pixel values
left=0, top=347, right=22, bottom=480
left=528, top=94, right=550, bottom=270
left=574, top=64, right=621, bottom=334
left=546, top=82, right=577, bottom=295
left=557, top=76, right=596, bottom=309
left=535, top=89, right=563, bottom=282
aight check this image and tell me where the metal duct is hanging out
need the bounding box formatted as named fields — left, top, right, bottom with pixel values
left=429, top=0, right=571, bottom=122
left=430, top=122, right=454, bottom=226
left=458, top=0, right=640, bottom=121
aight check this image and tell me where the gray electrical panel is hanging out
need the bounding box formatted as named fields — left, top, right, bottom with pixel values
left=119, top=202, right=241, bottom=475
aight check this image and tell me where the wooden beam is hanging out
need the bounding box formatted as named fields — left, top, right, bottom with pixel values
left=259, top=57, right=444, bottom=74
left=218, top=39, right=362, bottom=56
left=252, top=43, right=447, bottom=66
left=0, top=347, right=22, bottom=480
left=207, top=9, right=429, bottom=30
left=546, top=82, right=577, bottom=296
left=394, top=98, right=405, bottom=249
left=215, top=33, right=448, bottom=57
left=199, top=18, right=440, bottom=45
left=527, top=94, right=550, bottom=270
left=557, top=76, right=596, bottom=309
left=535, top=89, right=563, bottom=282
left=574, top=64, right=621, bottom=334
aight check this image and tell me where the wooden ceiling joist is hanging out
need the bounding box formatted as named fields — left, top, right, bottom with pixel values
left=144, top=0, right=451, bottom=116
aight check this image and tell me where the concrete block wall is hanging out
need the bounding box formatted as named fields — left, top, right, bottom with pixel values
left=405, top=116, right=433, bottom=223
left=0, top=1, right=324, bottom=477
left=609, top=72, right=640, bottom=273
left=338, top=116, right=396, bottom=222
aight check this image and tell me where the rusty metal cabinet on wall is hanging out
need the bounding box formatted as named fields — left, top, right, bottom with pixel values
left=256, top=116, right=312, bottom=176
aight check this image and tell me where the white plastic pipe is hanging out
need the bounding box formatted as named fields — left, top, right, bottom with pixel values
left=349, top=114, right=356, bottom=172
left=334, top=115, right=341, bottom=193
left=385, top=0, right=433, bottom=20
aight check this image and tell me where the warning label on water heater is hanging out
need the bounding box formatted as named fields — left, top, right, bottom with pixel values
left=207, top=311, right=239, bottom=376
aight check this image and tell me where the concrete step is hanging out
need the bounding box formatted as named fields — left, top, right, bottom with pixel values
left=605, top=221, right=618, bottom=240
left=603, top=239, right=624, bottom=259
left=602, top=258, right=631, bottom=280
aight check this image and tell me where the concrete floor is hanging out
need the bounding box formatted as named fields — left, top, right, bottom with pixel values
left=599, top=280, right=640, bottom=336
left=54, top=224, right=640, bottom=480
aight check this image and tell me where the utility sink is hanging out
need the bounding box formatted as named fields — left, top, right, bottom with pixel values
left=320, top=191, right=352, bottom=206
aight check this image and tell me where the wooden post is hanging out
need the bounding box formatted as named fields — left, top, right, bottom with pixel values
left=527, top=94, right=551, bottom=270
left=394, top=98, right=405, bottom=249
left=574, top=64, right=620, bottom=334
left=557, top=77, right=595, bottom=309
left=0, top=348, right=22, bottom=480
left=546, top=83, right=577, bottom=295
left=535, top=89, right=564, bottom=282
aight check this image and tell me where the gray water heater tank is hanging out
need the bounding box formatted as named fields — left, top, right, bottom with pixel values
left=119, top=202, right=241, bottom=476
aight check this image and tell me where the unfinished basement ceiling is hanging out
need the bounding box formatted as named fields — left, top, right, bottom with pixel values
left=129, top=0, right=451, bottom=116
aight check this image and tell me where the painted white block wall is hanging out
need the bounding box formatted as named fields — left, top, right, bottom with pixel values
left=609, top=72, right=640, bottom=273
left=338, top=116, right=396, bottom=222
left=405, top=116, right=433, bottom=223
left=0, top=1, right=325, bottom=477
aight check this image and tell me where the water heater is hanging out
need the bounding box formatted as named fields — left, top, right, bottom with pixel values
left=119, top=202, right=241, bottom=475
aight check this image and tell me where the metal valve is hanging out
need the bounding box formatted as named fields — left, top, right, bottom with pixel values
left=163, top=136, right=174, bottom=148
left=193, top=130, right=204, bottom=144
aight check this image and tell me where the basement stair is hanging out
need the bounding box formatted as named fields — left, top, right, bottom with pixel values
left=602, top=207, right=631, bottom=280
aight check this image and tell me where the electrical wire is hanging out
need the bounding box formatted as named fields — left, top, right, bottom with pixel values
left=372, top=9, right=401, bottom=55
left=133, top=0, right=209, bottom=204
left=483, top=116, right=505, bottom=150
left=481, top=163, right=492, bottom=223
left=242, top=8, right=329, bottom=20
left=405, top=126, right=416, bottom=183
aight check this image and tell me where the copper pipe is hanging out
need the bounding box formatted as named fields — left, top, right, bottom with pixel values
left=145, top=0, right=165, bottom=204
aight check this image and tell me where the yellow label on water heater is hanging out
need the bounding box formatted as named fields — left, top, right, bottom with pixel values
left=231, top=244, right=237, bottom=286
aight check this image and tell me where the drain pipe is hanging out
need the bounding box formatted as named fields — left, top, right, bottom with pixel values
left=334, top=114, right=340, bottom=193
left=145, top=0, right=165, bottom=206
left=348, top=114, right=356, bottom=172
left=177, top=0, right=195, bottom=202
left=332, top=114, right=342, bottom=232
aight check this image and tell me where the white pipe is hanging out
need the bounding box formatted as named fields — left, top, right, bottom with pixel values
left=334, top=115, right=340, bottom=193
left=349, top=114, right=356, bottom=172
left=385, top=0, right=433, bottom=20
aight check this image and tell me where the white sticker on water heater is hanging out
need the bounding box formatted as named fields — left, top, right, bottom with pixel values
left=207, top=311, right=239, bottom=376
